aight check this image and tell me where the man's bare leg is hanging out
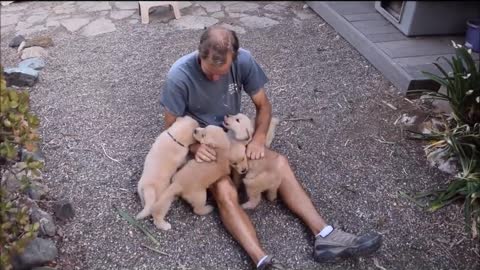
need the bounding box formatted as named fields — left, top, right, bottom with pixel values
left=210, top=176, right=266, bottom=264
left=275, top=155, right=327, bottom=235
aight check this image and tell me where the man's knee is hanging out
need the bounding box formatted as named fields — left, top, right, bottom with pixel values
left=211, top=176, right=239, bottom=207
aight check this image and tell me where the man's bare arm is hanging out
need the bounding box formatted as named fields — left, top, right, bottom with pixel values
left=251, top=88, right=272, bottom=145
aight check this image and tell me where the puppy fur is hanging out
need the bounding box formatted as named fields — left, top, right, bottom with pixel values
left=136, top=116, right=199, bottom=220
left=223, top=113, right=283, bottom=209
left=150, top=125, right=247, bottom=230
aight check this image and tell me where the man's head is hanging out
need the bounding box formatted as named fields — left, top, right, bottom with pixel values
left=198, top=25, right=239, bottom=81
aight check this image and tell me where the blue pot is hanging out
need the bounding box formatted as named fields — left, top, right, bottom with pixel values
left=465, top=19, right=480, bottom=53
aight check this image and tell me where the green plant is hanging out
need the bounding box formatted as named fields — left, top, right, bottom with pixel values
left=406, top=42, right=480, bottom=239
left=416, top=42, right=480, bottom=126
left=1, top=66, right=42, bottom=270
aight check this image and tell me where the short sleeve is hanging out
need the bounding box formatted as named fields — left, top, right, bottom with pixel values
left=238, top=50, right=269, bottom=96
left=160, top=74, right=187, bottom=117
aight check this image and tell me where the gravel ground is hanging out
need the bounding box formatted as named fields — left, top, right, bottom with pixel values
left=1, top=1, right=479, bottom=270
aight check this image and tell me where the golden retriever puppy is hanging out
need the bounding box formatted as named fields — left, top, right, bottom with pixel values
left=223, top=113, right=279, bottom=148
left=150, top=125, right=247, bottom=230
left=223, top=113, right=283, bottom=209
left=136, top=116, right=199, bottom=220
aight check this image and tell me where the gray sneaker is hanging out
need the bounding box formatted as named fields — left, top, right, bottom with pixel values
left=314, top=228, right=382, bottom=263
left=257, top=256, right=288, bottom=270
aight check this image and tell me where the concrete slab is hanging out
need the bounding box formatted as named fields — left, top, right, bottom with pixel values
left=81, top=17, right=116, bottom=37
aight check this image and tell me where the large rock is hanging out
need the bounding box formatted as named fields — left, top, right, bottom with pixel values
left=21, top=46, right=48, bottom=60
left=30, top=207, right=56, bottom=237
left=12, top=238, right=58, bottom=270
left=3, top=67, right=39, bottom=87
left=24, top=36, right=54, bottom=49
left=18, top=58, right=46, bottom=71
left=53, top=200, right=75, bottom=221
left=27, top=181, right=49, bottom=201
left=9, top=35, right=25, bottom=48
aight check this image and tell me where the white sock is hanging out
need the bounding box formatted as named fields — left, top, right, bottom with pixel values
left=316, top=225, right=334, bottom=238
left=256, top=255, right=269, bottom=268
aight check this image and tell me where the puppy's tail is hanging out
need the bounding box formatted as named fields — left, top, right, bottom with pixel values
left=135, top=187, right=156, bottom=220
left=265, top=117, right=280, bottom=148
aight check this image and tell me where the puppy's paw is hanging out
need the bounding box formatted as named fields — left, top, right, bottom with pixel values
left=266, top=191, right=278, bottom=202
left=154, top=219, right=172, bottom=230
left=135, top=209, right=149, bottom=220
left=241, top=201, right=259, bottom=210
left=194, top=205, right=214, bottom=215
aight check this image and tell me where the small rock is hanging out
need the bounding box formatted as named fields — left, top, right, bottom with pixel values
left=27, top=182, right=49, bottom=201
left=30, top=207, right=56, bottom=237
left=2, top=169, right=21, bottom=194
left=3, top=67, right=39, bottom=87
left=21, top=148, right=46, bottom=163
left=18, top=58, right=46, bottom=71
left=303, top=4, right=309, bottom=9
left=12, top=238, right=58, bottom=270
left=21, top=46, right=48, bottom=60
left=24, top=36, right=54, bottom=49
left=9, top=35, right=25, bottom=47
left=438, top=157, right=459, bottom=175
left=53, top=200, right=75, bottom=221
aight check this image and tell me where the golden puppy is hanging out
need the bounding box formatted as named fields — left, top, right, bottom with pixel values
left=136, top=116, right=199, bottom=220
left=223, top=113, right=283, bottom=209
left=150, top=125, right=247, bottom=230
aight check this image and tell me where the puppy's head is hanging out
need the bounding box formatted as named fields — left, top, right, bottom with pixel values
left=193, top=125, right=230, bottom=149
left=223, top=113, right=254, bottom=142
left=229, top=142, right=248, bottom=174
left=169, top=115, right=200, bottom=145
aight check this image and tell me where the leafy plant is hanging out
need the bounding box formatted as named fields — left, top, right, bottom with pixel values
left=406, top=42, right=480, bottom=239
left=1, top=66, right=42, bottom=270
left=417, top=43, right=480, bottom=125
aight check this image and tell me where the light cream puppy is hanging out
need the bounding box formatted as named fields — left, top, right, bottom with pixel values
left=223, top=113, right=284, bottom=209
left=136, top=116, right=199, bottom=220
left=150, top=125, right=247, bottom=230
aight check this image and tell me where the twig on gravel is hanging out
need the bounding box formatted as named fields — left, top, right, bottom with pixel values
left=114, top=205, right=161, bottom=247
left=100, top=143, right=122, bottom=165
left=373, top=258, right=387, bottom=270
left=381, top=100, right=398, bottom=110
left=141, top=244, right=171, bottom=257
left=398, top=191, right=428, bottom=208
left=373, top=136, right=396, bottom=145
left=283, top=117, right=314, bottom=122
left=344, top=139, right=350, bottom=147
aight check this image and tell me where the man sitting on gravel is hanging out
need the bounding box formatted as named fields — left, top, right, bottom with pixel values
left=159, top=25, right=383, bottom=269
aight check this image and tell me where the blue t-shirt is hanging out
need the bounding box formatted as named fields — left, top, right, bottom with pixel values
left=160, top=48, right=269, bottom=127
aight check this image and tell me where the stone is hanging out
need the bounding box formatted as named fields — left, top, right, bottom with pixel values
left=9, top=35, right=25, bottom=47
left=227, top=12, right=248, bottom=18
left=211, top=11, right=225, bottom=19
left=18, top=58, right=46, bottom=71
left=114, top=1, right=139, bottom=10
left=53, top=2, right=76, bottom=14
left=1, top=2, right=28, bottom=11
left=81, top=18, right=116, bottom=37
left=170, top=15, right=218, bottom=30
left=239, top=16, right=279, bottom=28
left=21, top=46, right=48, bottom=60
left=225, top=2, right=259, bottom=13
left=438, top=157, right=459, bottom=175
left=197, top=2, right=222, bottom=13
left=263, top=3, right=286, bottom=13
left=53, top=200, right=75, bottom=221
left=2, top=169, right=21, bottom=193
left=21, top=148, right=46, bottom=163
left=60, top=18, right=90, bottom=32
left=293, top=9, right=315, bottom=20
left=191, top=7, right=207, bottom=16
left=178, top=1, right=192, bottom=9
left=220, top=23, right=246, bottom=34
left=17, top=25, right=48, bottom=36
left=3, top=67, right=39, bottom=87
left=27, top=182, right=49, bottom=201
left=12, top=238, right=58, bottom=270
left=1, top=13, right=21, bottom=26
left=129, top=19, right=138, bottom=24
left=46, top=20, right=60, bottom=27
left=110, top=10, right=135, bottom=20
left=24, top=36, right=54, bottom=49
left=30, top=207, right=56, bottom=237
left=78, top=1, right=112, bottom=12
left=25, top=13, right=48, bottom=24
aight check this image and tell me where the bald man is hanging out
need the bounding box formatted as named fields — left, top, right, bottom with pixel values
left=159, top=26, right=382, bottom=270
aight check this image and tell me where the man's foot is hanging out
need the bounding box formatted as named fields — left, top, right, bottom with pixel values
left=257, top=256, right=288, bottom=270
left=314, top=228, right=382, bottom=263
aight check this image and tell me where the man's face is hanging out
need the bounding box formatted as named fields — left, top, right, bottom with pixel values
left=200, top=53, right=233, bottom=81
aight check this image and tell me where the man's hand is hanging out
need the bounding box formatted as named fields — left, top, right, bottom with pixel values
left=246, top=137, right=265, bottom=160
left=190, top=143, right=216, bottom=162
